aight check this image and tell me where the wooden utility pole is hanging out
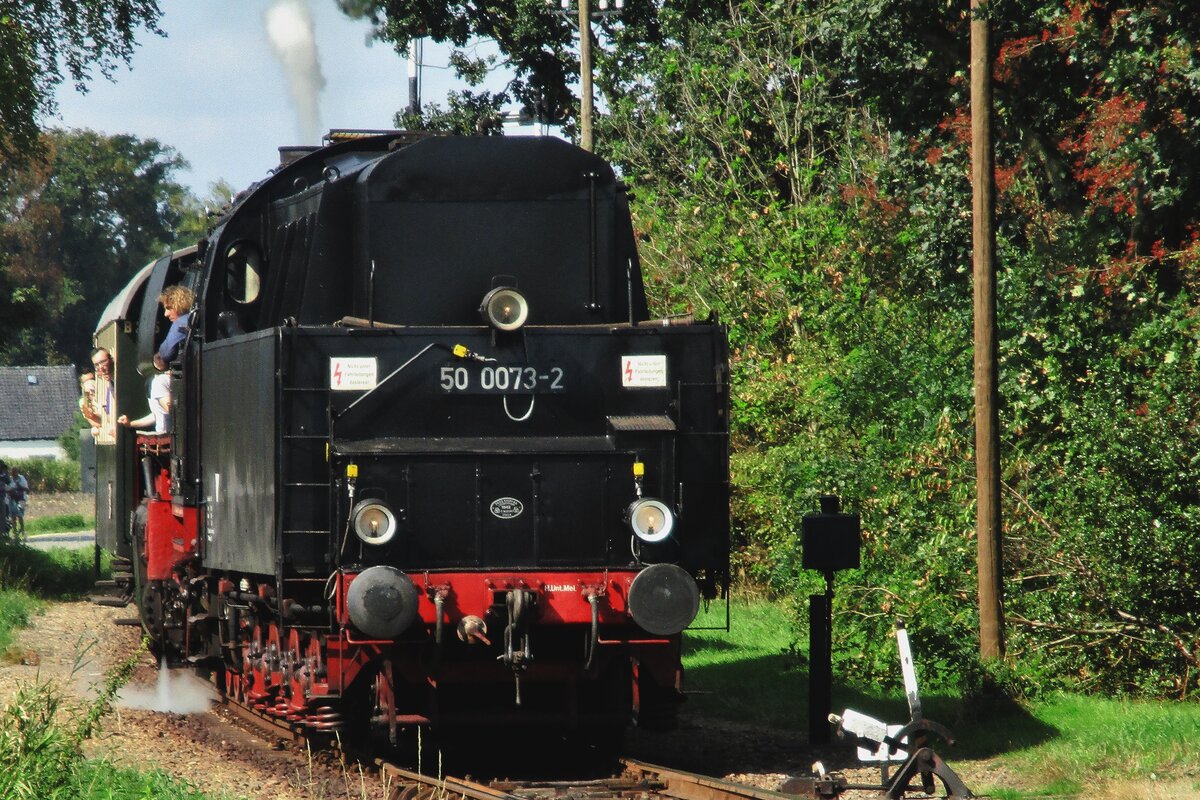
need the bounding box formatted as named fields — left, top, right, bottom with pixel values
left=971, top=0, right=1004, bottom=660
left=578, top=0, right=594, bottom=151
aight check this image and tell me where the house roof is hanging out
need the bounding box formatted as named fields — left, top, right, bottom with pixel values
left=0, top=366, right=79, bottom=441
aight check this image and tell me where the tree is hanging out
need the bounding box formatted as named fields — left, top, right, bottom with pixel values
left=600, top=0, right=1200, bottom=697
left=0, top=128, right=191, bottom=368
left=0, top=1, right=163, bottom=167
left=334, top=0, right=727, bottom=134
left=396, top=89, right=510, bottom=136
left=173, top=179, right=237, bottom=244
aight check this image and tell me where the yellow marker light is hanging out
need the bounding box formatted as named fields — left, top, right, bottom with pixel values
left=453, top=344, right=469, bottom=358
left=633, top=461, right=645, bottom=477
left=346, top=464, right=359, bottom=478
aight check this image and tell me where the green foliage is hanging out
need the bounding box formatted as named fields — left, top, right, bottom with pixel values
left=172, top=179, right=236, bottom=244
left=0, top=640, right=155, bottom=800
left=57, top=409, right=85, bottom=461
left=0, top=541, right=105, bottom=599
left=0, top=128, right=191, bottom=368
left=396, top=90, right=510, bottom=135
left=339, top=0, right=729, bottom=138
left=0, top=679, right=79, bottom=797
left=591, top=0, right=1200, bottom=700
left=0, top=1, right=163, bottom=167
left=7, top=457, right=80, bottom=492
left=998, top=239, right=1200, bottom=696
left=0, top=588, right=38, bottom=656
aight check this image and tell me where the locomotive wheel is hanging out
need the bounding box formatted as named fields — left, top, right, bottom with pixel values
left=267, top=623, right=283, bottom=684
left=306, top=634, right=323, bottom=696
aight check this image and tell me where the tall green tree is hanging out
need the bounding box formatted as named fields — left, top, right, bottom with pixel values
left=0, top=1, right=163, bottom=167
left=334, top=0, right=726, bottom=134
left=600, top=0, right=1200, bottom=697
left=0, top=128, right=190, bottom=367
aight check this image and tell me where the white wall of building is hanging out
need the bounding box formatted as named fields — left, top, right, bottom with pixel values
left=0, top=440, right=68, bottom=461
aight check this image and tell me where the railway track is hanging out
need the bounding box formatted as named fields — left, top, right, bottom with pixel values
left=221, top=694, right=803, bottom=800
left=222, top=694, right=987, bottom=800
left=377, top=759, right=798, bottom=800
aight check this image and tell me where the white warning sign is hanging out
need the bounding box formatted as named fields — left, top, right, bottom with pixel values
left=621, top=355, right=667, bottom=388
left=330, top=357, right=378, bottom=391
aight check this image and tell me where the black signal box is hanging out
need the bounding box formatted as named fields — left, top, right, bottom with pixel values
left=801, top=495, right=861, bottom=573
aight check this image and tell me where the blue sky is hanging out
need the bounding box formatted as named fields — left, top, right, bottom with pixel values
left=50, top=2, right=510, bottom=198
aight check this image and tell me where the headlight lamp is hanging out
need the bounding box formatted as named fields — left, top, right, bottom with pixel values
left=480, top=287, right=529, bottom=331
left=350, top=499, right=398, bottom=545
left=626, top=498, right=674, bottom=543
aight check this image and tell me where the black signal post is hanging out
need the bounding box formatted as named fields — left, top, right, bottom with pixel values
left=801, top=495, right=860, bottom=745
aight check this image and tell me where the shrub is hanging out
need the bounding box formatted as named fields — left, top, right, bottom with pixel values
left=7, top=457, right=80, bottom=492
left=57, top=410, right=86, bottom=462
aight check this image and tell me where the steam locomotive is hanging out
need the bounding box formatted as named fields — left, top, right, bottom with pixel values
left=92, top=132, right=729, bottom=745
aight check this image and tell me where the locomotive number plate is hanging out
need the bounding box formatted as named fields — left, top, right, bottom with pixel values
left=439, top=364, right=566, bottom=394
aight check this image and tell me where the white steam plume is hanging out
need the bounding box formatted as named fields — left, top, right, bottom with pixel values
left=265, top=0, right=326, bottom=143
left=117, top=659, right=218, bottom=715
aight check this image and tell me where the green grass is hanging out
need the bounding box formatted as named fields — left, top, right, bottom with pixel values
left=682, top=596, right=806, bottom=727
left=0, top=587, right=40, bottom=657
left=0, top=541, right=105, bottom=663
left=0, top=651, right=236, bottom=800
left=25, top=513, right=94, bottom=534
left=1000, top=695, right=1200, bottom=791
left=683, top=597, right=1200, bottom=798
left=0, top=540, right=105, bottom=598
left=71, top=760, right=235, bottom=799
left=0, top=541, right=108, bottom=661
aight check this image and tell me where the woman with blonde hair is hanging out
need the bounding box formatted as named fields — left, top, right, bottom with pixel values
left=153, top=285, right=194, bottom=370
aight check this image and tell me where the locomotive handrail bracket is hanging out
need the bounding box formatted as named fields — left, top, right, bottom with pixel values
left=332, top=434, right=617, bottom=455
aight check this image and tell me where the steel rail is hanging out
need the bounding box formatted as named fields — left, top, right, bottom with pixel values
left=374, top=757, right=800, bottom=800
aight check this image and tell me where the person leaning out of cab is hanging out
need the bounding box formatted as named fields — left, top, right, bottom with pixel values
left=154, top=285, right=194, bottom=371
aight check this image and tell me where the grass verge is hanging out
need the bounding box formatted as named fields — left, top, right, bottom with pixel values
left=0, top=547, right=226, bottom=798
left=25, top=513, right=94, bottom=535
left=682, top=595, right=805, bottom=728
left=0, top=540, right=105, bottom=599
left=0, top=587, right=39, bottom=658
left=682, top=596, right=1200, bottom=798
left=71, top=760, right=223, bottom=799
